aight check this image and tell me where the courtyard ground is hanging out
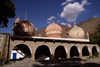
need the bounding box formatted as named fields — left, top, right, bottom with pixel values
left=1, top=57, right=100, bottom=67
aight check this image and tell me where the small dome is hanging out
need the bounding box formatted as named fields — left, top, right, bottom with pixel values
left=69, top=25, right=85, bottom=39
left=15, top=18, right=20, bottom=22
left=67, top=24, right=72, bottom=29
left=45, top=22, right=63, bottom=38
left=13, top=20, right=35, bottom=36
left=13, top=18, right=21, bottom=25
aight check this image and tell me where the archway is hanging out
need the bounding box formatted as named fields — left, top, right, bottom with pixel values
left=54, top=46, right=67, bottom=59
left=82, top=46, right=89, bottom=56
left=70, top=46, right=79, bottom=57
left=35, top=45, right=51, bottom=60
left=92, top=46, right=98, bottom=55
left=11, top=44, right=32, bottom=60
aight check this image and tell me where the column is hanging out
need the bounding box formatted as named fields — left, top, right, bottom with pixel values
left=79, top=53, right=82, bottom=57
left=67, top=53, right=70, bottom=58
left=31, top=54, right=35, bottom=60
left=98, top=52, right=100, bottom=57
left=89, top=52, right=92, bottom=56
left=51, top=54, right=54, bottom=60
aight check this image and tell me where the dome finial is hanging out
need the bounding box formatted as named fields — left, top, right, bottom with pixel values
left=18, top=14, right=19, bottom=19
left=68, top=21, right=70, bottom=24
left=52, top=16, right=55, bottom=23
left=67, top=21, right=72, bottom=29
left=25, top=12, right=27, bottom=20
left=74, top=20, right=76, bottom=26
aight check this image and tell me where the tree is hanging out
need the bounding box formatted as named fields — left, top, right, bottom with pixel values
left=0, top=0, right=16, bottom=28
left=89, top=23, right=100, bottom=45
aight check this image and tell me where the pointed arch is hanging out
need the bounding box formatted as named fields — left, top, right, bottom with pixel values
left=35, top=45, right=51, bottom=60
left=12, top=44, right=32, bottom=54
left=54, top=45, right=67, bottom=59
left=92, top=46, right=99, bottom=56
left=11, top=44, right=32, bottom=59
left=54, top=45, right=68, bottom=54
left=82, top=46, right=89, bottom=56
left=34, top=45, right=52, bottom=54
left=70, top=46, right=80, bottom=57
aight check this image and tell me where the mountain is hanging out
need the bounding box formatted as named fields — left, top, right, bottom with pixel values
left=77, top=17, right=100, bottom=38
left=34, top=27, right=46, bottom=37
left=34, top=17, right=100, bottom=38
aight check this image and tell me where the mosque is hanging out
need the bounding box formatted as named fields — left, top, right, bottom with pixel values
left=0, top=15, right=100, bottom=61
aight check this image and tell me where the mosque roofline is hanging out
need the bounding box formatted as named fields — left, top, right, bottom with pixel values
left=10, top=35, right=89, bottom=42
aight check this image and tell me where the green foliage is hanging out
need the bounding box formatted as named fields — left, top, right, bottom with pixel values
left=0, top=56, right=8, bottom=66
left=89, top=24, right=100, bottom=44
left=88, top=55, right=95, bottom=59
left=0, top=0, right=16, bottom=28
left=96, top=23, right=100, bottom=32
left=88, top=52, right=99, bottom=59
left=94, top=52, right=99, bottom=57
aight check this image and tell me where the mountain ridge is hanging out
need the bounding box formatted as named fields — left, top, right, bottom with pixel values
left=34, top=17, right=100, bottom=38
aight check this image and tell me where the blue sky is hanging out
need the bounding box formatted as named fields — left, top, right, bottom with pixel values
left=0, top=0, right=100, bottom=33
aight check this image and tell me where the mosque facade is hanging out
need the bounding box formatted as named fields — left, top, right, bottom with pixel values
left=0, top=16, right=100, bottom=61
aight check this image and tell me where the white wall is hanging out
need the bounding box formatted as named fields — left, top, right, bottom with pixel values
left=11, top=50, right=25, bottom=59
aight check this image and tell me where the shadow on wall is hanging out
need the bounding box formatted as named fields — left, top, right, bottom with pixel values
left=32, top=58, right=100, bottom=67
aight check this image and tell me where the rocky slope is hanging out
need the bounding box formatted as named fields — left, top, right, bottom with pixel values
left=77, top=17, right=100, bottom=38
left=77, top=17, right=100, bottom=34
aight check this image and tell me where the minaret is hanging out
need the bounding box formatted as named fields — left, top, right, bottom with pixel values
left=25, top=12, right=27, bottom=20
left=18, top=14, right=19, bottom=19
left=13, top=14, right=20, bottom=25
left=12, top=14, right=21, bottom=36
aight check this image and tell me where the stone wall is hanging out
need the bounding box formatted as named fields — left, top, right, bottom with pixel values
left=0, top=33, right=9, bottom=59
left=9, top=36, right=100, bottom=60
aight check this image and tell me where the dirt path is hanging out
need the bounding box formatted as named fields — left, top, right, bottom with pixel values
left=2, top=58, right=100, bottom=67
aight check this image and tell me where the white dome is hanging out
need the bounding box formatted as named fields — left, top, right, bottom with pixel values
left=69, top=25, right=85, bottom=39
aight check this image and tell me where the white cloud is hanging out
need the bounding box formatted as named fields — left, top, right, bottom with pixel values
left=57, top=13, right=60, bottom=15
left=61, top=0, right=74, bottom=6
left=60, top=22, right=67, bottom=26
left=94, top=15, right=98, bottom=18
left=60, top=0, right=89, bottom=22
left=35, top=28, right=38, bottom=30
left=87, top=2, right=91, bottom=5
left=47, top=16, right=56, bottom=24
left=81, top=0, right=87, bottom=6
left=47, top=16, right=56, bottom=21
left=47, top=21, right=51, bottom=24
left=61, top=2, right=67, bottom=6
left=57, top=20, right=60, bottom=22
left=81, top=0, right=91, bottom=6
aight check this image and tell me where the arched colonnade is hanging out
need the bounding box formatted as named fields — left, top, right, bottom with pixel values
left=11, top=43, right=100, bottom=60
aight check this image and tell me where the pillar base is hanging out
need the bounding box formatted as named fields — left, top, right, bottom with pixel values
left=51, top=54, right=54, bottom=60
left=79, top=53, right=82, bottom=57
left=67, top=53, right=70, bottom=58
left=89, top=52, right=92, bottom=56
